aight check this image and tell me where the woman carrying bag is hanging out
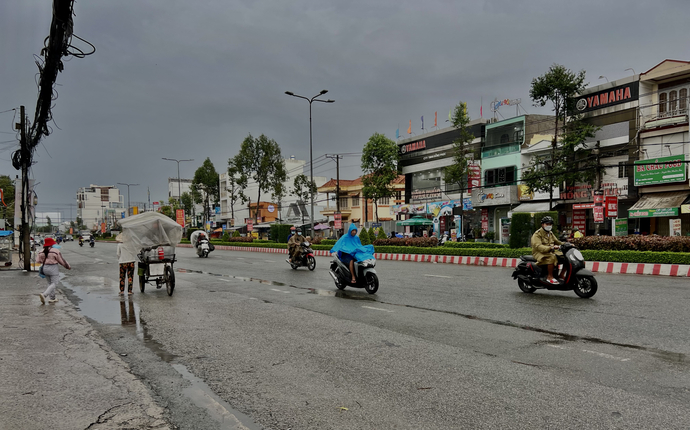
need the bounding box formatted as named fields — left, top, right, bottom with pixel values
left=36, top=237, right=71, bottom=304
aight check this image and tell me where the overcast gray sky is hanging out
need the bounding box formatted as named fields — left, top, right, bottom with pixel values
left=1, top=0, right=689, bottom=221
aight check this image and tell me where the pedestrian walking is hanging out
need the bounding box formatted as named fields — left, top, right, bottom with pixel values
left=36, top=237, right=71, bottom=304
left=116, top=234, right=136, bottom=296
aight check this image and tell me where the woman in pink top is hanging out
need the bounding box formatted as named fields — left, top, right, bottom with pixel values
left=36, top=237, right=71, bottom=304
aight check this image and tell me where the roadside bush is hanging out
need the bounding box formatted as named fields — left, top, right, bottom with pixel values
left=222, top=232, right=230, bottom=242
left=270, top=224, right=292, bottom=243
left=509, top=213, right=533, bottom=249
left=225, top=236, right=254, bottom=243
left=372, top=237, right=438, bottom=247
left=232, top=230, right=241, bottom=238
left=377, top=227, right=387, bottom=240
left=574, top=235, right=690, bottom=252
left=320, top=239, right=337, bottom=246
left=359, top=229, right=371, bottom=246
left=368, top=228, right=376, bottom=243
left=444, top=242, right=507, bottom=249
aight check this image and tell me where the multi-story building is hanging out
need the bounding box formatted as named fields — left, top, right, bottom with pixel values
left=631, top=59, right=690, bottom=235
left=318, top=175, right=406, bottom=231
left=218, top=156, right=328, bottom=229
left=76, top=185, right=124, bottom=231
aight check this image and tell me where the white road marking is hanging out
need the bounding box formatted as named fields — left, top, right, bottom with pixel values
left=424, top=274, right=452, bottom=278
left=219, top=278, right=231, bottom=282
left=264, top=260, right=275, bottom=263
left=237, top=257, right=245, bottom=260
left=582, top=349, right=631, bottom=362
left=362, top=306, right=394, bottom=313
left=270, top=288, right=289, bottom=294
left=547, top=344, right=630, bottom=362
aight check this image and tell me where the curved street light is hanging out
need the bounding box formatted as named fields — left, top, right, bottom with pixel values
left=284, top=90, right=334, bottom=237
left=117, top=182, right=139, bottom=217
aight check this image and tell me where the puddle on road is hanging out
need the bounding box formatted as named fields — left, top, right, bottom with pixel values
left=177, top=267, right=375, bottom=301
left=61, top=278, right=261, bottom=428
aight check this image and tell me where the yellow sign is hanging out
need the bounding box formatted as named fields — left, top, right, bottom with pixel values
left=132, top=207, right=139, bottom=215
left=681, top=204, right=690, bottom=214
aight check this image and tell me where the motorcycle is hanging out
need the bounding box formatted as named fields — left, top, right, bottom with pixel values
left=511, top=242, right=598, bottom=298
left=196, top=238, right=212, bottom=258
left=287, top=241, right=316, bottom=270
left=79, top=237, right=84, bottom=247
left=89, top=237, right=95, bottom=248
left=329, top=253, right=379, bottom=294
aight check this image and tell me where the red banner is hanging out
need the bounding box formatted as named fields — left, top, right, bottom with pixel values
left=594, top=191, right=604, bottom=205
left=468, top=163, right=481, bottom=191
left=175, top=209, right=185, bottom=227
left=593, top=206, right=605, bottom=223
left=334, top=213, right=342, bottom=229
left=573, top=203, right=595, bottom=209
left=100, top=223, right=106, bottom=234
left=572, top=209, right=587, bottom=231
left=247, top=220, right=253, bottom=232
left=605, top=196, right=618, bottom=218
left=481, top=208, right=489, bottom=235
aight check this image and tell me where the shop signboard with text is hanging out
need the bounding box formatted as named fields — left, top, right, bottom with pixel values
left=634, top=155, right=686, bottom=186
left=605, top=196, right=618, bottom=218
left=517, top=184, right=560, bottom=201
left=471, top=185, right=519, bottom=207
left=670, top=218, right=682, bottom=236
left=334, top=212, right=342, bottom=229
left=614, top=218, right=628, bottom=236
left=481, top=209, right=489, bottom=235
left=572, top=209, right=587, bottom=230
left=175, top=209, right=185, bottom=227
left=593, top=206, right=605, bottom=223
left=629, top=207, right=679, bottom=218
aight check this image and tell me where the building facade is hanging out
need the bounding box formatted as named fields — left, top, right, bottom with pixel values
left=76, top=185, right=124, bottom=231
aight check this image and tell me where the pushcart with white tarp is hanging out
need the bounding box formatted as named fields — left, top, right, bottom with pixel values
left=119, top=212, right=182, bottom=296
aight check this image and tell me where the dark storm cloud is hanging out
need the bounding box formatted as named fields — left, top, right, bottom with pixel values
left=0, top=0, right=688, bottom=219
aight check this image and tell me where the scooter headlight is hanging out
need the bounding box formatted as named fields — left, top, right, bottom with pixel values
left=362, top=259, right=376, bottom=268
left=571, top=249, right=584, bottom=262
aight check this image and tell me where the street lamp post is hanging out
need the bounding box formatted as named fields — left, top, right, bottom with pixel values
left=117, top=183, right=139, bottom=217
left=285, top=90, right=334, bottom=237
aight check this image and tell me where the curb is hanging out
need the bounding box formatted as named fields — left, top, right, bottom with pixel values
left=176, top=244, right=690, bottom=277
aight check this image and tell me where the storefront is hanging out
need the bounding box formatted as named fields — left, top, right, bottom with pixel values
left=470, top=185, right=519, bottom=239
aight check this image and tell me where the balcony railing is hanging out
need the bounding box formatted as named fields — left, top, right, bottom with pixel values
left=481, top=143, right=520, bottom=158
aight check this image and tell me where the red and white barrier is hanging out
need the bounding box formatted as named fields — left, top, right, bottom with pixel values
left=175, top=244, right=690, bottom=277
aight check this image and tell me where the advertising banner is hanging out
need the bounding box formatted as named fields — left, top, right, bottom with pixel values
left=614, top=218, right=628, bottom=236
left=481, top=208, right=489, bottom=235
left=334, top=212, right=342, bottom=229
left=101, top=223, right=106, bottom=234
left=629, top=207, right=679, bottom=218
left=468, top=163, right=481, bottom=191
left=670, top=218, right=682, bottom=236
left=517, top=184, right=560, bottom=201
left=593, top=190, right=604, bottom=205
left=572, top=210, right=587, bottom=231
left=593, top=206, right=605, bottom=223
left=634, top=154, right=686, bottom=186
left=573, top=203, right=595, bottom=209
left=175, top=209, right=185, bottom=227
left=247, top=220, right=253, bottom=232
left=605, top=196, right=618, bottom=218
left=472, top=185, right=519, bottom=207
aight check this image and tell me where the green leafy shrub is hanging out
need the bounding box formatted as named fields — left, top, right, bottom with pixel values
left=222, top=232, right=230, bottom=242
left=444, top=242, right=507, bottom=249
left=509, top=213, right=533, bottom=249
left=484, top=231, right=495, bottom=241
left=270, top=224, right=293, bottom=243
left=372, top=237, right=438, bottom=247
left=368, top=228, right=376, bottom=243
left=574, top=235, right=690, bottom=252
left=377, top=227, right=387, bottom=240
left=226, top=236, right=254, bottom=243
left=232, top=230, right=241, bottom=238
left=320, top=239, right=337, bottom=246
left=359, top=228, right=371, bottom=246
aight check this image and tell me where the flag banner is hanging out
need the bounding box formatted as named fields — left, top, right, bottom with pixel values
left=448, top=109, right=452, bottom=122
left=480, top=105, right=483, bottom=118
left=407, top=120, right=411, bottom=134
left=396, top=128, right=399, bottom=139
left=434, top=111, right=437, bottom=127
left=421, top=116, right=424, bottom=129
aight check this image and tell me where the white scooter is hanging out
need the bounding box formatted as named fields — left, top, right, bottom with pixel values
left=197, top=238, right=211, bottom=258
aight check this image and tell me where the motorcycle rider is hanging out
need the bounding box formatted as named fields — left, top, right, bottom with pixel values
left=196, top=231, right=208, bottom=248
left=287, top=229, right=305, bottom=264
left=331, top=223, right=366, bottom=284
left=531, top=216, right=563, bottom=285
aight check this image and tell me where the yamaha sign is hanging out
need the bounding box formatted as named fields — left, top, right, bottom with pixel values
left=573, top=82, right=639, bottom=114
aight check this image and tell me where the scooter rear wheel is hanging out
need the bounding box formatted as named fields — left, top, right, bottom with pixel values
left=518, top=279, right=536, bottom=294
left=574, top=276, right=597, bottom=298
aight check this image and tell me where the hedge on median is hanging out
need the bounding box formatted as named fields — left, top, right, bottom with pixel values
left=443, top=242, right=508, bottom=249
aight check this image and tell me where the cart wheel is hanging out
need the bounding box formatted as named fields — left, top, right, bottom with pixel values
left=165, top=265, right=175, bottom=296
left=139, top=275, right=146, bottom=292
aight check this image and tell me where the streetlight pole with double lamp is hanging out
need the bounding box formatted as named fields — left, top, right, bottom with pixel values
left=117, top=183, right=139, bottom=217
left=162, top=157, right=194, bottom=212
left=284, top=90, right=334, bottom=237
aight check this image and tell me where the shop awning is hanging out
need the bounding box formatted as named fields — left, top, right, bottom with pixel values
left=510, top=202, right=553, bottom=214
left=628, top=192, right=690, bottom=218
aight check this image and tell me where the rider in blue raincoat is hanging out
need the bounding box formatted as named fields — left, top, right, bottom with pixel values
left=330, top=223, right=375, bottom=283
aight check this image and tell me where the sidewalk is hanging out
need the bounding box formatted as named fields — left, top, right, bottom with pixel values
left=176, top=243, right=690, bottom=277
left=0, top=270, right=170, bottom=430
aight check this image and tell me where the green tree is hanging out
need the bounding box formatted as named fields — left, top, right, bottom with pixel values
left=46, top=216, right=52, bottom=233
left=191, top=158, right=220, bottom=226
left=361, top=132, right=400, bottom=223
left=377, top=226, right=387, bottom=240
left=224, top=159, right=242, bottom=222
left=233, top=134, right=287, bottom=223
left=523, top=64, right=598, bottom=209
left=0, top=175, right=15, bottom=229
left=75, top=216, right=84, bottom=230
left=291, top=174, right=317, bottom=224
left=359, top=226, right=371, bottom=246
left=443, top=101, right=475, bottom=239
left=180, top=192, right=194, bottom=218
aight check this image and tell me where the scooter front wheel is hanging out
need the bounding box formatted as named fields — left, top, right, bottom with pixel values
left=574, top=276, right=597, bottom=298
left=307, top=256, right=316, bottom=271
left=518, top=279, right=536, bottom=294
left=364, top=272, right=379, bottom=294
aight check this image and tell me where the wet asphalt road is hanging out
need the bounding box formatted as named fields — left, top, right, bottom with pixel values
left=60, top=242, right=690, bottom=429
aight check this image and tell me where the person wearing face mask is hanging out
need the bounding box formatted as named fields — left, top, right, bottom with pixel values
left=531, top=216, right=563, bottom=285
left=287, top=229, right=305, bottom=264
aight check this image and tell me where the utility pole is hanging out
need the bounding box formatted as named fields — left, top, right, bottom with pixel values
left=326, top=154, right=343, bottom=236
left=19, top=106, right=31, bottom=271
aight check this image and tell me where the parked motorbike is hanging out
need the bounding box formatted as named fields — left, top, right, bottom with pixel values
left=511, top=242, right=598, bottom=298
left=287, top=241, right=316, bottom=270
left=328, top=253, right=379, bottom=294
left=196, top=238, right=212, bottom=258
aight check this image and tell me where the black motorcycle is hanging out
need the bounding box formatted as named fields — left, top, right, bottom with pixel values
left=329, top=253, right=379, bottom=294
left=79, top=237, right=84, bottom=247
left=287, top=241, right=316, bottom=270
left=89, top=237, right=95, bottom=248
left=512, top=242, right=598, bottom=298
